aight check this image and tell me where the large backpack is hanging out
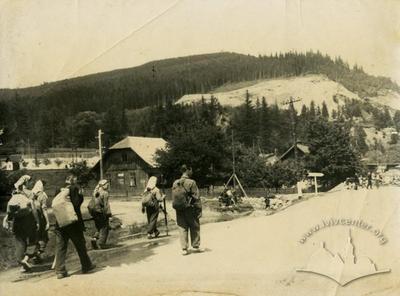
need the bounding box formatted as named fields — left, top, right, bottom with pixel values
left=52, top=187, right=78, bottom=227
left=141, top=190, right=157, bottom=208
left=7, top=193, right=32, bottom=218
left=172, top=179, right=192, bottom=210
left=87, top=192, right=103, bottom=217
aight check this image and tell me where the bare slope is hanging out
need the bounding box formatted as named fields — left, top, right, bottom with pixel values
left=178, top=74, right=400, bottom=111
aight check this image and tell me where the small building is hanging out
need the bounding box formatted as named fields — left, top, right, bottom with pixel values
left=279, top=143, right=310, bottom=161
left=94, top=136, right=167, bottom=196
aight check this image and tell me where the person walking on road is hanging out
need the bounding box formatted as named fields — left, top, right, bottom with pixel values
left=2, top=175, right=39, bottom=272
left=89, top=179, right=112, bottom=249
left=141, top=176, right=165, bottom=239
left=31, top=180, right=50, bottom=258
left=172, top=165, right=203, bottom=256
left=53, top=175, right=95, bottom=279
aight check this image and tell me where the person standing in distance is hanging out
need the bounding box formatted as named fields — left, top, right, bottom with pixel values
left=172, top=165, right=203, bottom=255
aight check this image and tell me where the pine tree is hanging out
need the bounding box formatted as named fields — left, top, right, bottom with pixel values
left=305, top=118, right=361, bottom=187
left=258, top=97, right=271, bottom=152
left=393, top=110, right=400, bottom=131
left=331, top=109, right=338, bottom=119
left=383, top=107, right=393, bottom=127
left=352, top=126, right=369, bottom=155
left=233, top=90, right=256, bottom=147
left=309, top=101, right=316, bottom=118
left=321, top=101, right=329, bottom=119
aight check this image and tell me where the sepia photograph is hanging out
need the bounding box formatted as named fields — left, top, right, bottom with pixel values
left=0, top=0, right=399, bottom=295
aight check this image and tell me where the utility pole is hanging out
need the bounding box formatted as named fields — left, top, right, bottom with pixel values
left=232, top=130, right=236, bottom=189
left=97, top=129, right=104, bottom=180
left=282, top=97, right=302, bottom=161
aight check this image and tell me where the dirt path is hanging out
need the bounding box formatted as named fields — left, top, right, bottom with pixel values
left=1, top=187, right=399, bottom=296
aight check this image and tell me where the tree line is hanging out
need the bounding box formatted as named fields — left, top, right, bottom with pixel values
left=1, top=51, right=399, bottom=150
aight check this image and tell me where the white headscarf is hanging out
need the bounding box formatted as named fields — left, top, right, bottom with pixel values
left=93, top=179, right=109, bottom=196
left=14, top=175, right=31, bottom=190
left=145, top=176, right=157, bottom=192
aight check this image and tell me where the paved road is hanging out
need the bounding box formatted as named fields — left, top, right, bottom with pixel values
left=1, top=187, right=399, bottom=296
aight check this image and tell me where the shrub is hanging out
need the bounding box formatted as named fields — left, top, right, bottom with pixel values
left=54, top=159, right=63, bottom=167
left=42, top=158, right=51, bottom=165
left=33, top=158, right=41, bottom=167
left=68, top=160, right=95, bottom=187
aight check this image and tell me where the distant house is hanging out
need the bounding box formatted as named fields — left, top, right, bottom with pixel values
left=94, top=136, right=167, bottom=195
left=279, top=143, right=310, bottom=161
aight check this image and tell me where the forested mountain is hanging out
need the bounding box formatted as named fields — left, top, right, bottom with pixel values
left=0, top=51, right=398, bottom=112
left=0, top=51, right=399, bottom=154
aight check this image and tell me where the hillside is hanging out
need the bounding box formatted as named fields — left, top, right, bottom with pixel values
left=0, top=51, right=398, bottom=113
left=177, top=74, right=400, bottom=112
left=177, top=75, right=361, bottom=111
left=1, top=51, right=399, bottom=153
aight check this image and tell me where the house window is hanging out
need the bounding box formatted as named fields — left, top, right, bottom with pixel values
left=129, top=172, right=136, bottom=187
left=117, top=173, right=125, bottom=185
left=121, top=153, right=128, bottom=162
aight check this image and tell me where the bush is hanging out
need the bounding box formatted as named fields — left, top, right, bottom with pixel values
left=33, top=158, right=41, bottom=167
left=54, top=158, right=63, bottom=167
left=42, top=158, right=51, bottom=165
left=68, top=161, right=95, bottom=187
left=264, top=160, right=306, bottom=191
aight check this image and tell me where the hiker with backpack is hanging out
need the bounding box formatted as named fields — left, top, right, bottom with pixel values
left=141, top=176, right=165, bottom=239
left=172, top=165, right=203, bottom=255
left=2, top=175, right=40, bottom=272
left=31, top=180, right=50, bottom=259
left=52, top=175, right=95, bottom=279
left=88, top=179, right=112, bottom=249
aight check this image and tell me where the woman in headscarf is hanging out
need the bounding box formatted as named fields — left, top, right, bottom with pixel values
left=89, top=179, right=112, bottom=249
left=2, top=175, right=39, bottom=272
left=142, top=176, right=164, bottom=239
left=31, top=180, right=50, bottom=257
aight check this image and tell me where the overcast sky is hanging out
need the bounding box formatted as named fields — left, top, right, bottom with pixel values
left=0, top=0, right=399, bottom=88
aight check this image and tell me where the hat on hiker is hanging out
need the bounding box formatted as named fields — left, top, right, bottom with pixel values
left=145, top=176, right=157, bottom=192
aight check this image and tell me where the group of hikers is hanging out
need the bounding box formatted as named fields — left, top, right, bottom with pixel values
left=2, top=164, right=203, bottom=279
left=345, top=172, right=383, bottom=190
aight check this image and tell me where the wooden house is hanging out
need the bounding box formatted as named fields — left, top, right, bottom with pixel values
left=94, top=136, right=167, bottom=196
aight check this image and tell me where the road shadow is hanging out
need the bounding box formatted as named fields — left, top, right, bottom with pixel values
left=187, top=248, right=212, bottom=255
left=104, top=236, right=172, bottom=268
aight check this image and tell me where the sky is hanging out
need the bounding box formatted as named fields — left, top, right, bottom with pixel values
left=0, top=0, right=399, bottom=89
